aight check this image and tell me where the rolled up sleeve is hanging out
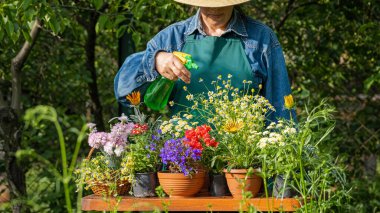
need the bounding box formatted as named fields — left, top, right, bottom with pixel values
left=114, top=38, right=166, bottom=106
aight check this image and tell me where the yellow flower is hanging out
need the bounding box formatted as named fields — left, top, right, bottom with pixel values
left=223, top=119, right=244, bottom=133
left=126, top=91, right=140, bottom=106
left=284, top=94, right=295, bottom=110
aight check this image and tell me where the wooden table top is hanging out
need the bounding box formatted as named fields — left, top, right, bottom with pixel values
left=82, top=195, right=301, bottom=212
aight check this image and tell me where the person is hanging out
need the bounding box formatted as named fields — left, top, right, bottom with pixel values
left=114, top=0, right=296, bottom=122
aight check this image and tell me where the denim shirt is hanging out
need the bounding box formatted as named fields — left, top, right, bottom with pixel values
left=114, top=9, right=295, bottom=121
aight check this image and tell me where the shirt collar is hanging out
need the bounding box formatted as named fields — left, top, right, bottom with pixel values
left=184, top=9, right=248, bottom=37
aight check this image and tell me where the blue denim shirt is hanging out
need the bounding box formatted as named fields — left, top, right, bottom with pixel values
left=114, top=9, right=295, bottom=121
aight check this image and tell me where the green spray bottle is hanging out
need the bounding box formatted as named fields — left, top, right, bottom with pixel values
left=144, top=51, right=198, bottom=111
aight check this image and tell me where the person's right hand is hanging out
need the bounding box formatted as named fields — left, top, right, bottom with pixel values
left=155, top=52, right=191, bottom=84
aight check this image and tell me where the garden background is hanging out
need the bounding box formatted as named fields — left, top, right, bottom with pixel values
left=0, top=0, right=379, bottom=212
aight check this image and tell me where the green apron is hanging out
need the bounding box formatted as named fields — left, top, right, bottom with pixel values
left=171, top=34, right=255, bottom=115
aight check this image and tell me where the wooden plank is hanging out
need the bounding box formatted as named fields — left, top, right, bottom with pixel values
left=82, top=195, right=301, bottom=212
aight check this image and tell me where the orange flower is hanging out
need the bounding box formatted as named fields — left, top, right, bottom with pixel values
left=284, top=94, right=295, bottom=110
left=126, top=91, right=141, bottom=106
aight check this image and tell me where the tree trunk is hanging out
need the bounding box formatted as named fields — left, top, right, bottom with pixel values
left=0, top=107, right=26, bottom=213
left=77, top=12, right=105, bottom=131
left=11, top=20, right=41, bottom=114
left=3, top=19, right=41, bottom=213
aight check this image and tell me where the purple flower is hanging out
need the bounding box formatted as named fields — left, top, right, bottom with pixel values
left=88, top=132, right=110, bottom=149
left=110, top=122, right=134, bottom=147
left=159, top=138, right=201, bottom=175
left=149, top=142, right=156, bottom=151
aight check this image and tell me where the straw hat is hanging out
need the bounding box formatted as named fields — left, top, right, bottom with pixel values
left=174, top=0, right=250, bottom=7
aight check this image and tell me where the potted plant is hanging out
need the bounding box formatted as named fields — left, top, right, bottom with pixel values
left=183, top=124, right=221, bottom=196
left=158, top=137, right=205, bottom=198
left=172, top=76, right=275, bottom=198
left=258, top=120, right=299, bottom=198
left=121, top=91, right=162, bottom=197
left=157, top=117, right=207, bottom=198
left=75, top=115, right=134, bottom=196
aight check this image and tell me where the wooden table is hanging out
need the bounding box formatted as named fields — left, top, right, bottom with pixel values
left=82, top=195, right=301, bottom=212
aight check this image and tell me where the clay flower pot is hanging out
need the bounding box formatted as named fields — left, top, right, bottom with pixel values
left=224, top=169, right=262, bottom=198
left=157, top=171, right=205, bottom=198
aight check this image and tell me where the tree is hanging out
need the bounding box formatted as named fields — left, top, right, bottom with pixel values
left=0, top=1, right=68, bottom=212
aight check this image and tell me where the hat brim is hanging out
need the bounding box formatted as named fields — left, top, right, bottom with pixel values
left=174, top=0, right=250, bottom=7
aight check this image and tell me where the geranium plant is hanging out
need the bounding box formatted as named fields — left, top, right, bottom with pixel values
left=184, top=124, right=221, bottom=173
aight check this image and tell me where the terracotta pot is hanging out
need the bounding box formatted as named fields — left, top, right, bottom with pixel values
left=224, top=169, right=262, bottom=198
left=157, top=171, right=205, bottom=198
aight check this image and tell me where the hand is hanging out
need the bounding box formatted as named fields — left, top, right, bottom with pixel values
left=155, top=52, right=191, bottom=83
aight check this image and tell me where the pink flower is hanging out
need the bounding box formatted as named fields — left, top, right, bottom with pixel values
left=110, top=122, right=134, bottom=147
left=88, top=132, right=110, bottom=149
left=103, top=142, right=114, bottom=155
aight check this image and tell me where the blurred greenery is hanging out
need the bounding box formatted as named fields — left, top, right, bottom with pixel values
left=0, top=0, right=379, bottom=212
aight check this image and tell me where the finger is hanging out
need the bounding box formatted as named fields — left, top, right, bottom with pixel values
left=172, top=58, right=191, bottom=83
left=171, top=62, right=190, bottom=83
left=162, top=69, right=178, bottom=81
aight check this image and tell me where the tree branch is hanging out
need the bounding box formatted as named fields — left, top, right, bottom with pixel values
left=275, top=1, right=320, bottom=31
left=275, top=0, right=295, bottom=32
left=10, top=19, right=42, bottom=113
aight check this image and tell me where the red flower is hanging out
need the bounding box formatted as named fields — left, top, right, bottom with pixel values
left=184, top=125, right=219, bottom=151
left=131, top=123, right=149, bottom=135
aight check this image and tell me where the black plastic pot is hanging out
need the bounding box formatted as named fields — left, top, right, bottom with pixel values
left=210, top=174, right=230, bottom=196
left=132, top=172, right=157, bottom=197
left=273, top=174, right=296, bottom=198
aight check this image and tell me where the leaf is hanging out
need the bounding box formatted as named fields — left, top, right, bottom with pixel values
left=11, top=28, right=19, bottom=43
left=97, top=14, right=108, bottom=30
left=22, top=29, right=32, bottom=42
left=116, top=25, right=127, bottom=38
left=22, top=0, right=32, bottom=10
left=0, top=26, right=3, bottom=41
left=93, top=0, right=104, bottom=11
left=114, top=15, right=127, bottom=26
left=5, top=20, right=14, bottom=37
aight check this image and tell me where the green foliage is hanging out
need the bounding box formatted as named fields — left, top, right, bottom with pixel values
left=120, top=133, right=161, bottom=184
left=16, top=106, right=87, bottom=212
left=0, top=0, right=68, bottom=43
left=0, top=0, right=378, bottom=212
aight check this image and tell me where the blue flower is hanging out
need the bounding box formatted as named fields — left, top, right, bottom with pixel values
left=159, top=138, right=201, bottom=176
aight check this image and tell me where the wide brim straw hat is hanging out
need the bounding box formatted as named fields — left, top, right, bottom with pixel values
left=174, top=0, right=250, bottom=7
